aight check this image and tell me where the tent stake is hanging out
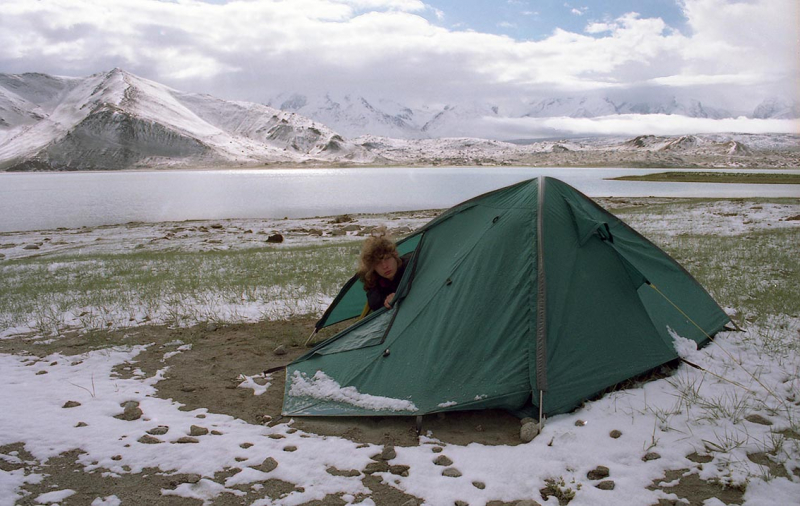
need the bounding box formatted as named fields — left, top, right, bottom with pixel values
left=538, top=390, right=545, bottom=429
left=303, top=328, right=319, bottom=347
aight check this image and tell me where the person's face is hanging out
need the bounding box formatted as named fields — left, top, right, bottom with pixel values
left=374, top=255, right=399, bottom=280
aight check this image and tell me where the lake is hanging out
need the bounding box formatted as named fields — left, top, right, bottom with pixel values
left=1, top=167, right=798, bottom=233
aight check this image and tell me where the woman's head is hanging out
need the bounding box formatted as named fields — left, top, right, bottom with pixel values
left=358, top=232, right=402, bottom=289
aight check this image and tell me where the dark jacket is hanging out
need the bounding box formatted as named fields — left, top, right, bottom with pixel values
left=366, top=253, right=412, bottom=311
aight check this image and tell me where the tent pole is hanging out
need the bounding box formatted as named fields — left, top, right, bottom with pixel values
left=303, top=328, right=319, bottom=347
left=538, top=390, right=545, bottom=428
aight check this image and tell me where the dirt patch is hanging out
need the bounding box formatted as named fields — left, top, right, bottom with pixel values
left=648, top=468, right=745, bottom=506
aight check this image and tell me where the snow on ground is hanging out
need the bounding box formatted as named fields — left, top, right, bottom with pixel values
left=1, top=321, right=798, bottom=505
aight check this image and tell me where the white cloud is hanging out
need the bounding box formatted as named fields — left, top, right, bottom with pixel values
left=485, top=115, right=800, bottom=138
left=0, top=0, right=796, bottom=115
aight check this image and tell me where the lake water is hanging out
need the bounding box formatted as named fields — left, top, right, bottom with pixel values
left=1, top=167, right=798, bottom=233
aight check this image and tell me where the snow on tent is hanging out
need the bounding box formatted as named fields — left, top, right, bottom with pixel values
left=282, top=177, right=731, bottom=420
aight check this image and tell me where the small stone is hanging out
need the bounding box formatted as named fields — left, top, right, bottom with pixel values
left=609, top=430, right=622, bottom=439
left=254, top=457, right=278, bottom=473
left=148, top=426, right=169, bottom=436
left=434, top=455, right=453, bottom=466
left=183, top=474, right=201, bottom=484
left=195, top=414, right=206, bottom=419
left=180, top=385, right=196, bottom=392
left=432, top=446, right=443, bottom=453
left=587, top=466, right=610, bottom=480
left=138, top=435, right=162, bottom=444
left=111, top=455, right=122, bottom=461
left=515, top=501, right=541, bottom=506
left=381, top=445, right=397, bottom=461
left=36, top=370, right=48, bottom=375
left=274, top=345, right=287, bottom=356
left=643, top=452, right=661, bottom=462
left=268, top=434, right=286, bottom=439
left=442, top=467, right=462, bottom=478
left=63, top=401, right=81, bottom=408
left=266, top=233, right=284, bottom=243
left=175, top=437, right=199, bottom=444
left=389, top=464, right=410, bottom=476
left=596, top=480, right=615, bottom=490
left=286, top=428, right=298, bottom=434
left=189, top=425, right=209, bottom=437
left=23, top=244, right=40, bottom=250
left=326, top=467, right=360, bottom=477
left=240, top=442, right=254, bottom=449
left=75, top=422, right=88, bottom=427
left=283, top=445, right=297, bottom=452
left=455, top=501, right=469, bottom=506
left=472, top=481, right=486, bottom=490
left=745, top=414, right=773, bottom=426
left=115, top=401, right=143, bottom=421
left=575, top=419, right=587, bottom=426
left=364, top=461, right=389, bottom=474
left=520, top=421, right=540, bottom=443
left=211, top=430, right=222, bottom=436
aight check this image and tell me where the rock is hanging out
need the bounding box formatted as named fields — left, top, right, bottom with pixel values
left=206, top=322, right=218, bottom=332
left=331, top=229, right=346, bottom=236
left=587, top=466, right=610, bottom=480
left=211, top=430, right=222, bottom=436
left=254, top=457, right=278, bottom=473
left=364, top=461, right=389, bottom=474
left=183, top=474, right=202, bottom=484
left=189, top=425, right=209, bottom=437
left=175, top=437, right=199, bottom=444
left=381, top=445, right=397, bottom=461
left=574, top=419, right=587, bottom=426
left=23, top=244, right=40, bottom=250
left=455, top=501, right=469, bottom=506
left=609, top=430, right=622, bottom=439
left=434, top=455, right=453, bottom=466
left=111, top=455, right=122, bottom=461
left=283, top=445, right=297, bottom=452
left=148, top=426, right=169, bottom=436
left=390, top=465, right=410, bottom=476
left=274, top=345, right=287, bottom=356
left=326, top=467, right=360, bottom=477
left=266, top=233, right=284, bottom=243
left=240, top=442, right=254, bottom=449
left=63, top=401, right=81, bottom=408
left=138, top=435, right=162, bottom=444
left=432, top=446, right=443, bottom=453
left=520, top=421, right=540, bottom=443
left=75, top=422, right=88, bottom=427
left=745, top=414, right=773, bottom=426
left=342, top=224, right=361, bottom=232
left=515, top=501, right=541, bottom=506
left=210, top=224, right=223, bottom=229
left=180, top=385, right=196, bottom=392
left=472, top=481, right=486, bottom=490
left=308, top=228, right=323, bottom=236
left=520, top=417, right=535, bottom=425
left=332, top=214, right=354, bottom=224
left=268, top=434, right=286, bottom=439
left=115, top=401, right=143, bottom=421
left=596, top=480, right=615, bottom=490
left=442, top=467, right=462, bottom=478
left=643, top=452, right=661, bottom=462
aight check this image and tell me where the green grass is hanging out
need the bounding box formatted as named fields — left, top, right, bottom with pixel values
left=609, top=172, right=800, bottom=184
left=0, top=242, right=361, bottom=335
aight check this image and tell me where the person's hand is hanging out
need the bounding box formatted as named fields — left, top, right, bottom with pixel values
left=384, top=293, right=395, bottom=309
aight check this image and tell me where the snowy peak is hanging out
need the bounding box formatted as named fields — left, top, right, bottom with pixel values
left=0, top=70, right=370, bottom=171
left=753, top=97, right=800, bottom=119
left=525, top=96, right=619, bottom=118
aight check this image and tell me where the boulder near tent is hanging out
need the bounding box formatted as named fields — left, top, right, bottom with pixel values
left=281, top=177, right=730, bottom=422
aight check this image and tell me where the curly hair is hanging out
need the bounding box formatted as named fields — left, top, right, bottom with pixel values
left=358, top=232, right=402, bottom=290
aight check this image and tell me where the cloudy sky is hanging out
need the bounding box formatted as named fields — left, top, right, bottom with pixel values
left=1, top=0, right=798, bottom=136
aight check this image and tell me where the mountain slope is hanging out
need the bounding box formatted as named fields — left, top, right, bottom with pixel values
left=0, top=69, right=370, bottom=171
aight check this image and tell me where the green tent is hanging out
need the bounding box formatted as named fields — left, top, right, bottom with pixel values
left=282, top=177, right=730, bottom=419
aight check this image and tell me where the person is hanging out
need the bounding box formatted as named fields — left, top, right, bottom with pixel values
left=358, top=232, right=411, bottom=311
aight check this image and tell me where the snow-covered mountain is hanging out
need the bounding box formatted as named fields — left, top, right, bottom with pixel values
left=267, top=93, right=434, bottom=140
left=753, top=97, right=800, bottom=120
left=0, top=69, right=371, bottom=171
left=524, top=96, right=733, bottom=119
